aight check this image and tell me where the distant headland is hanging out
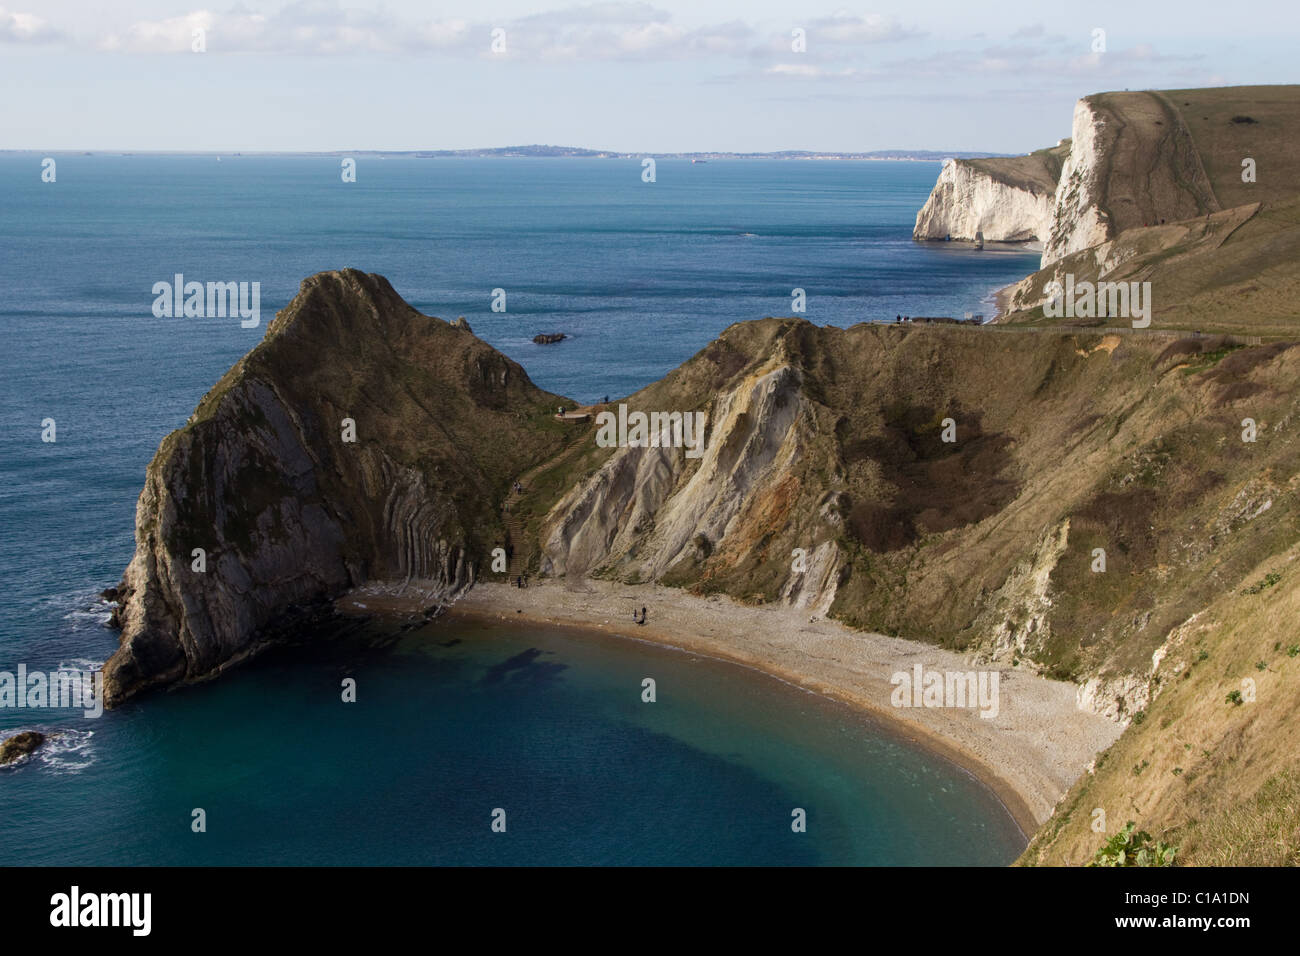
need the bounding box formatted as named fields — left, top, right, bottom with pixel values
left=0, top=145, right=1014, bottom=161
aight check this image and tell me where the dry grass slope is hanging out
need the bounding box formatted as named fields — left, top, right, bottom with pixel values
left=1020, top=547, right=1300, bottom=866
left=998, top=86, right=1300, bottom=338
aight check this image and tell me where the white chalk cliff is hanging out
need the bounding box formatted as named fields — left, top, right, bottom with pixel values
left=913, top=158, right=1057, bottom=244
left=920, top=91, right=1225, bottom=272
left=1041, top=99, right=1114, bottom=267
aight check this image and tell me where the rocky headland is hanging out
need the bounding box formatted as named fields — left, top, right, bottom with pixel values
left=102, top=84, right=1300, bottom=865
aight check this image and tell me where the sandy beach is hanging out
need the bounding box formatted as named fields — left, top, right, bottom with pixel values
left=340, top=577, right=1123, bottom=836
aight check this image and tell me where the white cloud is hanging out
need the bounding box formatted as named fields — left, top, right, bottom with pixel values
left=762, top=62, right=876, bottom=81
left=99, top=2, right=468, bottom=55
left=0, top=6, right=63, bottom=43
left=88, top=3, right=914, bottom=64
left=809, top=13, right=920, bottom=45
left=100, top=10, right=214, bottom=53
left=519, top=9, right=754, bottom=62
left=884, top=41, right=1203, bottom=84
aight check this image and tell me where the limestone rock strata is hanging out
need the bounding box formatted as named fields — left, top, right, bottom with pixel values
left=107, top=277, right=1300, bottom=742
left=103, top=270, right=564, bottom=706
left=540, top=357, right=844, bottom=611
left=535, top=318, right=1300, bottom=739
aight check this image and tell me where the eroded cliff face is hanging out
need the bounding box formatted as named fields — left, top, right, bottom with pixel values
left=1035, top=92, right=1221, bottom=268
left=919, top=90, right=1228, bottom=271
left=110, top=273, right=1300, bottom=748
left=1040, top=99, right=1114, bottom=267
left=106, top=265, right=1300, bottom=861
left=530, top=319, right=1300, bottom=738
left=103, top=270, right=567, bottom=705
left=539, top=354, right=846, bottom=612
left=913, top=153, right=1061, bottom=243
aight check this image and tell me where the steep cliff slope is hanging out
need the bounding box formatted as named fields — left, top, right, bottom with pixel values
left=530, top=317, right=1300, bottom=863
left=997, top=193, right=1300, bottom=337
left=917, top=85, right=1300, bottom=284
left=1042, top=86, right=1300, bottom=268
left=107, top=266, right=1300, bottom=863
left=1041, top=91, right=1222, bottom=266
left=534, top=320, right=1300, bottom=706
left=103, top=269, right=570, bottom=705
left=1021, top=555, right=1300, bottom=866
left=913, top=143, right=1068, bottom=243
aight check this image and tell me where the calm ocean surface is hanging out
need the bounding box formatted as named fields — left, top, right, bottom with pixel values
left=0, top=155, right=1036, bottom=865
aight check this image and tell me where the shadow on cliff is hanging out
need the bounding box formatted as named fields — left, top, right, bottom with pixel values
left=837, top=403, right=1020, bottom=553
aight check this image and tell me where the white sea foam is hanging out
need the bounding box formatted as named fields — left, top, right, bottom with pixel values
left=62, top=607, right=113, bottom=626
left=42, top=588, right=114, bottom=628
left=36, top=728, right=96, bottom=775
left=57, top=657, right=105, bottom=672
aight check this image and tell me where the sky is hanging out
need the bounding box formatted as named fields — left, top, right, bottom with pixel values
left=1, top=0, right=1297, bottom=153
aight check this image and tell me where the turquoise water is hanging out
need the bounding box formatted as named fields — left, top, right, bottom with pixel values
left=0, top=155, right=1037, bottom=865
left=0, top=618, right=1024, bottom=865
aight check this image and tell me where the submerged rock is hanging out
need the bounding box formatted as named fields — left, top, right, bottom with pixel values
left=533, top=333, right=566, bottom=344
left=0, top=731, right=46, bottom=765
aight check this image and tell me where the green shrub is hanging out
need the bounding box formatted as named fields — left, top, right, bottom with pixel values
left=1243, top=571, right=1282, bottom=595
left=1090, top=822, right=1177, bottom=867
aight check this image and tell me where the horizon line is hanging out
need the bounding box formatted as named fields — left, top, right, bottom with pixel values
left=0, top=146, right=1009, bottom=159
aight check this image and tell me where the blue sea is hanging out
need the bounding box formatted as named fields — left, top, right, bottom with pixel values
left=0, top=155, right=1038, bottom=865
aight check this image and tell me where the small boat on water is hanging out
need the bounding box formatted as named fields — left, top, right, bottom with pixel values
left=692, top=158, right=707, bottom=164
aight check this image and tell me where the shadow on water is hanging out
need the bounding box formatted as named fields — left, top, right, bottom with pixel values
left=481, top=647, right=569, bottom=686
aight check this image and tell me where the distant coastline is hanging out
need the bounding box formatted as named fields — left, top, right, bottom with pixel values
left=0, top=145, right=1013, bottom=161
